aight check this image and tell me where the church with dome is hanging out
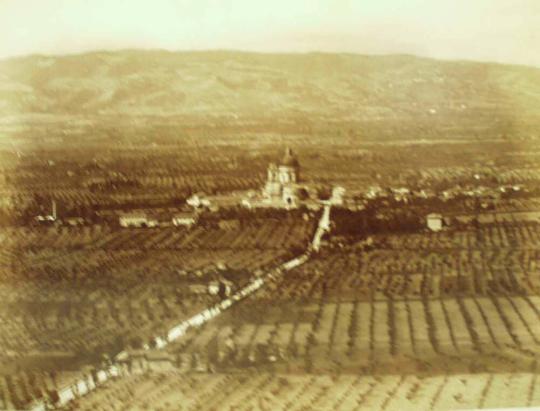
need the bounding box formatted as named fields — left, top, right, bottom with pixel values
left=256, top=147, right=311, bottom=208
left=192, top=147, right=317, bottom=211
left=238, top=147, right=313, bottom=209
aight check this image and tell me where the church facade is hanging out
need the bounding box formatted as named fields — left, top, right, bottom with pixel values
left=262, top=148, right=304, bottom=208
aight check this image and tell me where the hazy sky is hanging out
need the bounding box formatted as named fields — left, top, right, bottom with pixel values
left=1, top=0, right=539, bottom=66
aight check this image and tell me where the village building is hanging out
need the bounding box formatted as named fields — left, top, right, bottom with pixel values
left=172, top=212, right=198, bottom=227
left=186, top=193, right=211, bottom=208
left=365, top=186, right=388, bottom=199
left=331, top=186, right=346, bottom=205
left=187, top=192, right=245, bottom=211
left=426, top=213, right=443, bottom=232
left=391, top=187, right=411, bottom=202
left=119, top=213, right=158, bottom=228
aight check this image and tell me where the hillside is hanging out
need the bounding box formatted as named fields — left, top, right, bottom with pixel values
left=0, top=50, right=539, bottom=140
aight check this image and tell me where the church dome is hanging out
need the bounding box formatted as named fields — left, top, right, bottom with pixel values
left=281, top=147, right=299, bottom=167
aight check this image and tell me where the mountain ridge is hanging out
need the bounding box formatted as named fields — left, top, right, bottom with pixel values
left=0, top=50, right=539, bottom=137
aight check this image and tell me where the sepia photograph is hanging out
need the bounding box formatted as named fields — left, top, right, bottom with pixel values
left=0, top=0, right=540, bottom=410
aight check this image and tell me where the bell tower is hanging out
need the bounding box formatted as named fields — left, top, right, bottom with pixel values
left=278, top=147, right=300, bottom=183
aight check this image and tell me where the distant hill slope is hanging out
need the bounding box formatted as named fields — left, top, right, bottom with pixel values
left=0, top=50, right=539, bottom=131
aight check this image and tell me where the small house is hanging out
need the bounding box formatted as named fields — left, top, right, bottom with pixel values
left=119, top=213, right=158, bottom=228
left=426, top=213, right=443, bottom=232
left=187, top=193, right=211, bottom=209
left=172, top=212, right=198, bottom=227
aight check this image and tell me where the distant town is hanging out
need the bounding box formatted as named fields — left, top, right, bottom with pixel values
left=31, top=147, right=540, bottom=238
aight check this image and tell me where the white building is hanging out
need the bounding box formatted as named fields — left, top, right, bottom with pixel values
left=187, top=193, right=211, bottom=209
left=331, top=186, right=346, bottom=205
left=172, top=212, right=198, bottom=227
left=119, top=213, right=158, bottom=228
left=426, top=213, right=443, bottom=232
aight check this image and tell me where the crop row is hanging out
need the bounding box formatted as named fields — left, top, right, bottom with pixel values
left=381, top=223, right=540, bottom=250
left=53, top=371, right=540, bottom=411
left=1, top=220, right=313, bottom=251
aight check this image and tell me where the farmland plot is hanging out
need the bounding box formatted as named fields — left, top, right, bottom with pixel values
left=63, top=372, right=540, bottom=411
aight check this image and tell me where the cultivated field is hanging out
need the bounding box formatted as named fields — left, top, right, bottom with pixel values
left=60, top=371, right=540, bottom=411
left=263, top=223, right=540, bottom=301
left=0, top=218, right=315, bottom=409
left=48, top=224, right=540, bottom=411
